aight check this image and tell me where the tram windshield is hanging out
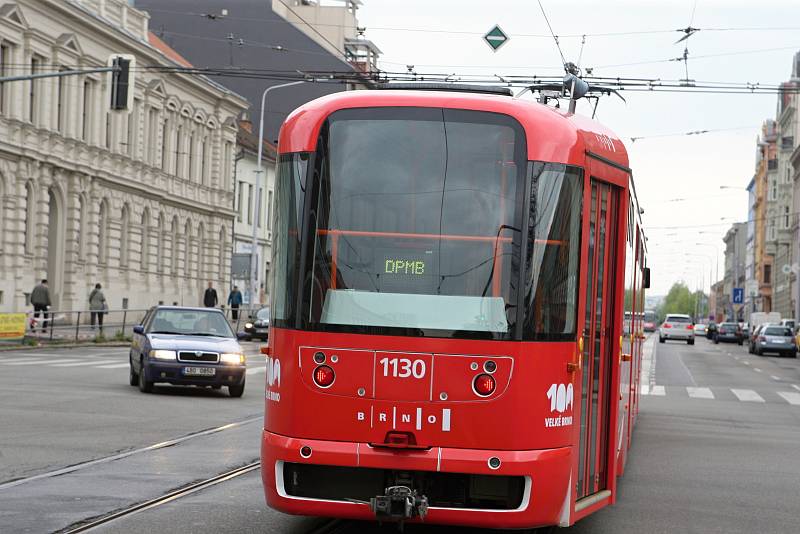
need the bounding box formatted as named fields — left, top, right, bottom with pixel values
left=270, top=107, right=581, bottom=340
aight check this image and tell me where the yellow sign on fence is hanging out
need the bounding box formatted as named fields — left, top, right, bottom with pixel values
left=0, top=313, right=27, bottom=340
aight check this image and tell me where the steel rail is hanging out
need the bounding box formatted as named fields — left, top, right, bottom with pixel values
left=60, top=461, right=262, bottom=533
left=0, top=415, right=262, bottom=490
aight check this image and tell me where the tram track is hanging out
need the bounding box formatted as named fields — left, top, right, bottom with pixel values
left=60, top=461, right=262, bottom=533
left=0, top=415, right=262, bottom=490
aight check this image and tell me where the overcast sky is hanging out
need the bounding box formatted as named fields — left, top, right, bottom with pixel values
left=355, top=0, right=800, bottom=295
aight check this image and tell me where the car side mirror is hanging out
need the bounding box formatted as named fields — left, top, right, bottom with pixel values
left=133, top=325, right=144, bottom=335
left=643, top=267, right=651, bottom=289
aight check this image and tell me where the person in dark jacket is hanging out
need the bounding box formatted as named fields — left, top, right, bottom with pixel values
left=203, top=281, right=218, bottom=307
left=30, top=279, right=51, bottom=333
left=227, top=286, right=243, bottom=320
left=89, top=283, right=107, bottom=331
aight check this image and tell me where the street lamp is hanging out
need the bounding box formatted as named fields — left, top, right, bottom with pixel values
left=249, top=80, right=307, bottom=306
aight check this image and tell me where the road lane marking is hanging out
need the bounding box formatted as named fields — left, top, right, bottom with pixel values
left=51, top=359, right=119, bottom=367
left=0, top=358, right=44, bottom=364
left=95, top=363, right=131, bottom=369
left=246, top=367, right=266, bottom=375
left=743, top=361, right=750, bottom=365
left=3, top=358, right=81, bottom=366
left=776, top=392, right=800, bottom=405
left=686, top=387, right=714, bottom=399
left=650, top=385, right=666, bottom=396
left=753, top=368, right=763, bottom=373
left=793, top=384, right=800, bottom=392
left=731, top=389, right=765, bottom=402
left=640, top=385, right=650, bottom=395
left=771, top=375, right=782, bottom=381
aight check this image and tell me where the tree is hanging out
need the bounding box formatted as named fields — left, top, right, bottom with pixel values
left=657, top=282, right=707, bottom=321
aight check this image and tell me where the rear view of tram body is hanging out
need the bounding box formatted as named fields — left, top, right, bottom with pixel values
left=262, top=86, right=648, bottom=529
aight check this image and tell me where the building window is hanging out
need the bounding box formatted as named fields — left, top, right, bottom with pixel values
left=224, top=142, right=233, bottom=186
left=769, top=178, right=777, bottom=201
left=24, top=181, right=35, bottom=254
left=174, top=124, right=182, bottom=176
left=57, top=66, right=67, bottom=133
left=161, top=118, right=169, bottom=170
left=105, top=113, right=112, bottom=148
left=764, top=264, right=771, bottom=284
left=29, top=56, right=40, bottom=123
left=127, top=99, right=139, bottom=158
left=200, top=138, right=207, bottom=185
left=171, top=217, right=179, bottom=275
left=267, top=190, right=273, bottom=231
left=81, top=81, right=93, bottom=142
left=188, top=133, right=195, bottom=181
left=98, top=201, right=108, bottom=264
left=0, top=43, right=8, bottom=114
left=784, top=205, right=791, bottom=229
left=247, top=184, right=253, bottom=224
left=156, top=214, right=165, bottom=273
left=140, top=210, right=150, bottom=271
left=257, top=187, right=262, bottom=228
left=147, top=108, right=158, bottom=164
left=120, top=205, right=130, bottom=266
left=237, top=181, right=244, bottom=222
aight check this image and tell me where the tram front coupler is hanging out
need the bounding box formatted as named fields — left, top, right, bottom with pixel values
left=369, top=486, right=429, bottom=522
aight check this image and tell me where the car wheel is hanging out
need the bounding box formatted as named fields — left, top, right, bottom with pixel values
left=229, top=381, right=245, bottom=398
left=138, top=359, right=154, bottom=393
left=688, top=338, right=694, bottom=345
left=129, top=357, right=138, bottom=386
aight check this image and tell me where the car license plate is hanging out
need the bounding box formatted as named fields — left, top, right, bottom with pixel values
left=183, top=367, right=215, bottom=376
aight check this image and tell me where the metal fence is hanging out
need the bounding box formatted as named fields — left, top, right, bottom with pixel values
left=23, top=305, right=268, bottom=343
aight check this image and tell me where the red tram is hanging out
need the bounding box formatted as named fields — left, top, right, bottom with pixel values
left=261, top=85, right=649, bottom=529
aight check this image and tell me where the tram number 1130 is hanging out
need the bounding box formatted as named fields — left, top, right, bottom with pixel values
left=380, top=357, right=426, bottom=379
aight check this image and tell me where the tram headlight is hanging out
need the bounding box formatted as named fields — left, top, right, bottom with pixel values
left=151, top=349, right=177, bottom=361
left=221, top=353, right=246, bottom=365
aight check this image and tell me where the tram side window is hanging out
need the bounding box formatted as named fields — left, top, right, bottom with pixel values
left=523, top=163, right=583, bottom=340
left=269, top=153, right=309, bottom=326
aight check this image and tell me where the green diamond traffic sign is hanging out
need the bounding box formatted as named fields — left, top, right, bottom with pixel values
left=484, top=25, right=509, bottom=52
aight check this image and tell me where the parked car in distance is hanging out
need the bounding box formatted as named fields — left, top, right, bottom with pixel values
left=714, top=322, right=743, bottom=345
left=748, top=324, right=765, bottom=353
left=242, top=306, right=270, bottom=341
left=659, top=314, right=695, bottom=345
left=129, top=306, right=247, bottom=397
left=780, top=318, right=796, bottom=330
left=694, top=323, right=707, bottom=335
left=706, top=322, right=718, bottom=340
left=752, top=324, right=797, bottom=357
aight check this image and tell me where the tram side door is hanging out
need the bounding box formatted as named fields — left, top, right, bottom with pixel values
left=577, top=179, right=620, bottom=499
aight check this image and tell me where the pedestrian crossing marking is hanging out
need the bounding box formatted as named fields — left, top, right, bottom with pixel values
left=731, top=389, right=765, bottom=403
left=0, top=358, right=43, bottom=364
left=95, top=363, right=132, bottom=369
left=4, top=358, right=81, bottom=366
left=753, top=368, right=763, bottom=373
left=686, top=387, right=714, bottom=399
left=246, top=367, right=266, bottom=376
left=650, top=385, right=666, bottom=396
left=771, top=376, right=781, bottom=381
left=52, top=360, right=118, bottom=367
left=793, top=384, right=800, bottom=392
left=640, top=384, right=649, bottom=395
left=777, top=392, right=800, bottom=405
left=743, top=361, right=750, bottom=365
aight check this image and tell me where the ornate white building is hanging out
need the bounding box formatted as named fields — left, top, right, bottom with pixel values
left=0, top=0, right=248, bottom=313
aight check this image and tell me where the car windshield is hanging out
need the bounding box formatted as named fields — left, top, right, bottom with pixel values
left=147, top=309, right=234, bottom=338
left=256, top=308, right=270, bottom=320
left=666, top=316, right=691, bottom=323
left=764, top=327, right=792, bottom=336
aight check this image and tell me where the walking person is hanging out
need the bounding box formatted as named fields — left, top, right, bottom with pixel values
left=30, top=279, right=51, bottom=333
left=89, top=283, right=107, bottom=331
left=203, top=281, right=219, bottom=308
left=227, top=286, right=243, bottom=320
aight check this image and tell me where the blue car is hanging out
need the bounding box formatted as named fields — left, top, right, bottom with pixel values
left=129, top=306, right=247, bottom=397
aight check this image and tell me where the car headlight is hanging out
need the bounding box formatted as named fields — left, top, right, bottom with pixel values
left=220, top=353, right=246, bottom=365
left=244, top=322, right=254, bottom=329
left=151, top=349, right=177, bottom=361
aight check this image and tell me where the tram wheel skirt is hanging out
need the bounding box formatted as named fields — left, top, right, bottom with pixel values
left=261, top=431, right=574, bottom=529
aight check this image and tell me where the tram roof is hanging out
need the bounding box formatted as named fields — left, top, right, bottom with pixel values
left=277, top=89, right=629, bottom=170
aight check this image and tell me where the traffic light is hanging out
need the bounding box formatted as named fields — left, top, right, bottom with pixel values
left=107, top=54, right=135, bottom=111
